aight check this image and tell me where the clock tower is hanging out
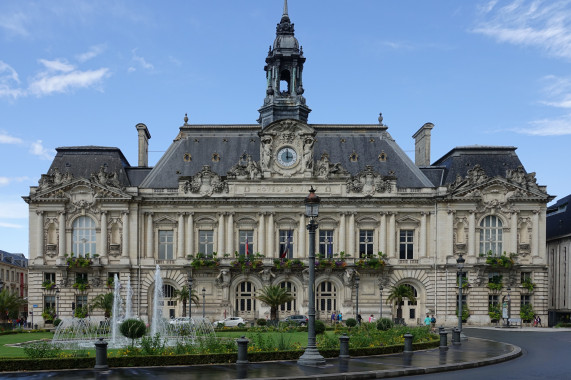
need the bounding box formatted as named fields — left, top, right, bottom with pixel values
left=257, top=0, right=311, bottom=128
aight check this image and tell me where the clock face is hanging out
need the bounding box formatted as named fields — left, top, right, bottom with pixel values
left=276, top=147, right=298, bottom=167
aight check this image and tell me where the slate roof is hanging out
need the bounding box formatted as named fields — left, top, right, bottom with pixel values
left=547, top=195, right=571, bottom=240
left=430, top=146, right=524, bottom=186
left=48, top=146, right=132, bottom=187
left=0, top=250, right=27, bottom=268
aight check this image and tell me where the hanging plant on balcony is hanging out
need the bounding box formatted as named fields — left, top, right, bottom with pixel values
left=488, top=304, right=501, bottom=322
left=273, top=258, right=304, bottom=270
left=484, top=251, right=517, bottom=269
left=72, top=279, right=89, bottom=291
left=456, top=276, right=470, bottom=290
left=41, top=280, right=56, bottom=290
left=231, top=252, right=263, bottom=271
left=487, top=275, right=503, bottom=291
left=65, top=253, right=93, bottom=269
left=106, top=277, right=114, bottom=289
left=315, top=253, right=347, bottom=269
left=188, top=252, right=220, bottom=269
left=521, top=278, right=536, bottom=292
left=355, top=252, right=387, bottom=270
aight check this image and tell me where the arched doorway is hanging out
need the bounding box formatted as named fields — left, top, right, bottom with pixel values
left=235, top=281, right=256, bottom=319
left=279, top=281, right=298, bottom=318
left=316, top=281, right=337, bottom=320
left=391, top=284, right=421, bottom=325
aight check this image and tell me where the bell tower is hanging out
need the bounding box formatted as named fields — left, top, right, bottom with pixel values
left=258, top=0, right=311, bottom=128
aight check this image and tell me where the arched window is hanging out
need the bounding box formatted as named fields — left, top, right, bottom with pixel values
left=72, top=216, right=96, bottom=257
left=316, top=281, right=337, bottom=313
left=279, top=281, right=297, bottom=311
left=236, top=281, right=256, bottom=312
left=480, top=216, right=503, bottom=256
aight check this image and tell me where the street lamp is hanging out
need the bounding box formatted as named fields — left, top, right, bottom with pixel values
left=379, top=284, right=383, bottom=319
left=202, top=287, right=206, bottom=318
left=298, top=187, right=325, bottom=366
left=457, top=254, right=465, bottom=333
left=188, top=277, right=193, bottom=319
left=355, top=275, right=360, bottom=323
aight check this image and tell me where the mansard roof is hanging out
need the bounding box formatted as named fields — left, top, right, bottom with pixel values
left=48, top=146, right=132, bottom=187
left=0, top=250, right=27, bottom=268
left=430, top=146, right=524, bottom=186
left=547, top=194, right=571, bottom=240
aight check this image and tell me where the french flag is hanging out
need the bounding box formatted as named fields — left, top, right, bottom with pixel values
left=280, top=231, right=291, bottom=259
left=245, top=236, right=249, bottom=256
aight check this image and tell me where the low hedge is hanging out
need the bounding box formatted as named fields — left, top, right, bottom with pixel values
left=0, top=338, right=439, bottom=372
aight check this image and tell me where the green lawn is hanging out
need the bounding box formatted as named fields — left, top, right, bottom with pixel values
left=0, top=332, right=53, bottom=358
left=215, top=330, right=335, bottom=347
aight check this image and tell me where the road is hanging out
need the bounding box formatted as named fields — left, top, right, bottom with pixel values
left=411, top=327, right=571, bottom=379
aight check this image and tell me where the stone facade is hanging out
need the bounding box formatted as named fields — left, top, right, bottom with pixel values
left=24, top=3, right=552, bottom=327
left=0, top=250, right=28, bottom=319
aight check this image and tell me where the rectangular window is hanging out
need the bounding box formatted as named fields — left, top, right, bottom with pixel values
left=399, top=230, right=414, bottom=260
left=76, top=295, right=88, bottom=309
left=319, top=230, right=334, bottom=258
left=488, top=273, right=502, bottom=284
left=279, top=230, right=294, bottom=259
left=158, top=230, right=174, bottom=260
left=75, top=273, right=88, bottom=284
left=44, top=295, right=56, bottom=310
left=359, top=230, right=374, bottom=258
left=521, top=272, right=531, bottom=283
left=239, top=230, right=254, bottom=256
left=199, top=230, right=214, bottom=257
left=488, top=295, right=499, bottom=306
left=44, top=272, right=56, bottom=283
left=521, top=295, right=531, bottom=306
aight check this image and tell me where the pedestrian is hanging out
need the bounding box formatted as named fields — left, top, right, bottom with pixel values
left=339, top=312, right=343, bottom=324
left=357, top=313, right=362, bottom=324
left=430, top=315, right=436, bottom=332
left=335, top=312, right=340, bottom=324
left=533, top=315, right=538, bottom=327
left=331, top=312, right=335, bottom=325
left=369, top=314, right=375, bottom=323
left=424, top=313, right=431, bottom=326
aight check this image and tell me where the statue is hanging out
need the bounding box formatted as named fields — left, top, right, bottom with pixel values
left=261, top=136, right=273, bottom=170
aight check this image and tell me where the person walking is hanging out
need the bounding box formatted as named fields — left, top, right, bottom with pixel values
left=357, top=313, right=362, bottom=325
left=338, top=312, right=343, bottom=324
left=424, top=313, right=431, bottom=327
left=331, top=312, right=336, bottom=325
left=369, top=314, right=375, bottom=323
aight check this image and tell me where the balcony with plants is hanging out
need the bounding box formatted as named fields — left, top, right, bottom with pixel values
left=487, top=274, right=503, bottom=292
left=188, top=252, right=220, bottom=269
left=72, top=277, right=89, bottom=292
left=273, top=258, right=304, bottom=271
left=231, top=252, right=264, bottom=271
left=521, top=277, right=536, bottom=293
left=41, top=280, right=56, bottom=291
left=315, top=252, right=348, bottom=270
left=355, top=251, right=387, bottom=270
left=65, top=252, right=98, bottom=269
left=481, top=251, right=517, bottom=269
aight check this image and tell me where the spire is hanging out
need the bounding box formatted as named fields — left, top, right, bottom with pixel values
left=282, top=0, right=289, bottom=21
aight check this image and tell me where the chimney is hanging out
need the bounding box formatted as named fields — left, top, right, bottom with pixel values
left=135, top=123, right=151, bottom=167
left=412, top=122, right=434, bottom=167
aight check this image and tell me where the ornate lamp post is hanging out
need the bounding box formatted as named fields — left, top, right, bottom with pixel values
left=202, top=287, right=206, bottom=318
left=298, top=187, right=325, bottom=366
left=379, top=284, right=383, bottom=319
left=355, top=275, right=360, bottom=323
left=457, top=254, right=465, bottom=333
left=188, top=277, right=193, bottom=320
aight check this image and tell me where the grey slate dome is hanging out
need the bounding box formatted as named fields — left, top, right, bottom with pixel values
left=273, top=34, right=299, bottom=51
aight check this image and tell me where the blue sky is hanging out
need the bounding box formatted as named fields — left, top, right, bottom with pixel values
left=1, top=0, right=570, bottom=256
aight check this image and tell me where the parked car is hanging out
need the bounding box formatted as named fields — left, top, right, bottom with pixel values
left=169, top=317, right=193, bottom=326
left=283, top=315, right=308, bottom=326
left=214, top=317, right=246, bottom=327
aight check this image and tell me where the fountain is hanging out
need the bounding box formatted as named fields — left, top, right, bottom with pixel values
left=51, top=265, right=216, bottom=349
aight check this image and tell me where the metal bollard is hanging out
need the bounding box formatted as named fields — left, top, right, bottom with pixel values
left=403, top=333, right=413, bottom=353
left=339, top=333, right=350, bottom=359
left=439, top=330, right=448, bottom=349
left=452, top=328, right=461, bottom=345
left=94, top=338, right=109, bottom=370
left=438, top=325, right=444, bottom=334
left=236, top=336, right=249, bottom=364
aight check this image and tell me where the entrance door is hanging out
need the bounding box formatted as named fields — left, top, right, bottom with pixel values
left=392, top=284, right=420, bottom=325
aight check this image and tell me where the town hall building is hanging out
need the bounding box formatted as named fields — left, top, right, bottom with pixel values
left=25, top=2, right=552, bottom=327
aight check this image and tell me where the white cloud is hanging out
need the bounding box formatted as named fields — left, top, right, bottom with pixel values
left=0, top=61, right=23, bottom=99
left=0, top=11, right=30, bottom=37
left=131, top=49, right=154, bottom=70
left=0, top=133, right=23, bottom=144
left=0, top=176, right=29, bottom=186
left=514, top=114, right=571, bottom=136
left=38, top=59, right=75, bottom=73
left=538, top=75, right=571, bottom=108
left=76, top=45, right=106, bottom=63
left=0, top=222, right=24, bottom=229
left=472, top=0, right=571, bottom=60
left=28, top=68, right=110, bottom=97
left=29, top=140, right=55, bottom=160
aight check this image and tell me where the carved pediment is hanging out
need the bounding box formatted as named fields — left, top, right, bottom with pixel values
left=31, top=176, right=132, bottom=205
left=180, top=165, right=228, bottom=197
left=346, top=165, right=393, bottom=196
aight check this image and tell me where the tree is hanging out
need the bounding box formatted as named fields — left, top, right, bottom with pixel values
left=256, top=285, right=294, bottom=321
left=91, top=293, right=114, bottom=319
left=172, top=286, right=199, bottom=317
left=386, top=284, right=416, bottom=320
left=0, top=289, right=25, bottom=322
left=120, top=319, right=146, bottom=346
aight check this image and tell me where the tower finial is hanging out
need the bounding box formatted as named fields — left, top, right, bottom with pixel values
left=283, top=0, right=288, bottom=17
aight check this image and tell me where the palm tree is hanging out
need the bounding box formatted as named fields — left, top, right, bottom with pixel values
left=91, top=293, right=114, bottom=319
left=172, top=286, right=199, bottom=317
left=0, top=289, right=25, bottom=321
left=256, top=285, right=294, bottom=321
left=386, top=284, right=416, bottom=321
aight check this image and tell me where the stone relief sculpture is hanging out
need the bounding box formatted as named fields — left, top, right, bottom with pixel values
left=261, top=136, right=273, bottom=170
left=37, top=168, right=74, bottom=191
left=316, top=153, right=349, bottom=179
left=346, top=165, right=392, bottom=195
left=91, top=165, right=121, bottom=188
left=227, top=154, right=262, bottom=180
left=303, top=136, right=314, bottom=170
left=183, top=165, right=228, bottom=196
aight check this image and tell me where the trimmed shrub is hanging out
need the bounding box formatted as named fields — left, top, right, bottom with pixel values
left=256, top=318, right=267, bottom=326
left=314, top=320, right=326, bottom=334
left=120, top=319, right=146, bottom=345
left=345, top=318, right=357, bottom=328
left=53, top=318, right=62, bottom=327
left=376, top=318, right=394, bottom=331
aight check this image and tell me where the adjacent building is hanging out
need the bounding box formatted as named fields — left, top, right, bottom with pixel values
left=25, top=3, right=552, bottom=326
left=0, top=250, right=28, bottom=319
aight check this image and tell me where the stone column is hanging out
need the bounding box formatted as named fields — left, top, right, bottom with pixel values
left=121, top=211, right=129, bottom=258
left=146, top=212, right=154, bottom=258
left=298, top=213, right=306, bottom=258
left=100, top=211, right=107, bottom=258
left=447, top=210, right=455, bottom=257
left=348, top=213, right=355, bottom=257
left=511, top=211, right=518, bottom=254
left=339, top=213, right=346, bottom=254
left=420, top=212, right=427, bottom=258
left=58, top=211, right=66, bottom=257
left=388, top=213, right=396, bottom=257
left=258, top=213, right=265, bottom=256
left=379, top=212, right=386, bottom=255
left=218, top=213, right=225, bottom=255
left=227, top=212, right=234, bottom=255
left=468, top=210, right=476, bottom=257
left=532, top=209, right=540, bottom=257
left=187, top=212, right=194, bottom=256
left=267, top=213, right=274, bottom=258
left=177, top=212, right=185, bottom=259
left=36, top=211, right=44, bottom=259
